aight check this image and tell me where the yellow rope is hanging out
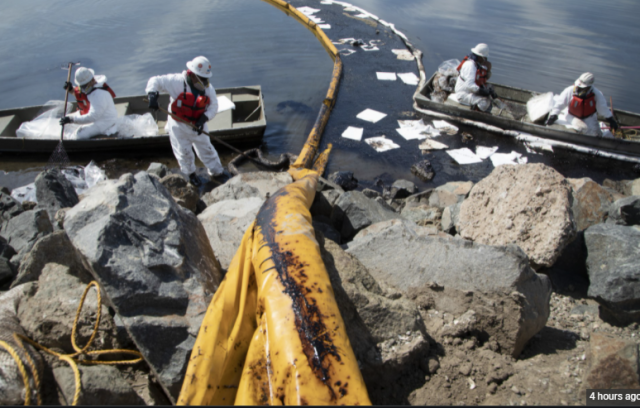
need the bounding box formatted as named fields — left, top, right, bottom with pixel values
left=5, top=281, right=143, bottom=405
left=0, top=340, right=32, bottom=405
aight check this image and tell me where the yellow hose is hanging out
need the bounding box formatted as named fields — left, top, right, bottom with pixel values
left=178, top=174, right=371, bottom=405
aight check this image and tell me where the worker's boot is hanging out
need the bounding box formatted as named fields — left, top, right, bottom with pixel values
left=189, top=172, right=202, bottom=187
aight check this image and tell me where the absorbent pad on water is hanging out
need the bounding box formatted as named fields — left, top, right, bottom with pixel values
left=365, top=136, right=400, bottom=152
left=446, top=148, right=483, bottom=164
left=342, top=126, right=364, bottom=141
left=357, top=109, right=387, bottom=123
left=376, top=72, right=397, bottom=81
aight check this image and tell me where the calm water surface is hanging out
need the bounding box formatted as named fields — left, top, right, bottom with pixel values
left=0, top=0, right=638, bottom=189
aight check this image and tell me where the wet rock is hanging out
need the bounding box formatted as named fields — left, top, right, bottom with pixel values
left=346, top=218, right=551, bottom=356
left=11, top=230, right=92, bottom=288
left=34, top=169, right=79, bottom=225
left=0, top=191, right=23, bottom=223
left=312, top=220, right=341, bottom=243
left=606, top=196, right=640, bottom=226
left=603, top=178, right=634, bottom=198
left=388, top=179, right=417, bottom=199
left=568, top=178, right=616, bottom=231
left=585, top=333, right=640, bottom=389
left=54, top=365, right=145, bottom=406
left=458, top=163, right=576, bottom=269
left=331, top=191, right=401, bottom=241
left=585, top=223, right=640, bottom=324
left=310, top=189, right=341, bottom=218
left=201, top=171, right=292, bottom=206
left=0, top=236, right=16, bottom=287
left=64, top=172, right=223, bottom=402
left=198, top=197, right=263, bottom=270
left=401, top=205, right=442, bottom=227
left=0, top=209, right=53, bottom=269
left=328, top=171, right=358, bottom=191
left=411, top=160, right=435, bottom=182
left=160, top=173, right=199, bottom=213
left=441, top=202, right=462, bottom=234
left=21, top=201, right=37, bottom=211
left=147, top=162, right=168, bottom=179
left=362, top=188, right=381, bottom=199
left=429, top=181, right=473, bottom=208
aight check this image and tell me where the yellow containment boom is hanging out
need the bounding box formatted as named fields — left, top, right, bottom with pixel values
left=178, top=173, right=371, bottom=405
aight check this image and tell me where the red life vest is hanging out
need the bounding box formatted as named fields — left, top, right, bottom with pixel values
left=568, top=90, right=597, bottom=119
left=170, top=82, right=210, bottom=124
left=73, top=84, right=116, bottom=115
left=456, top=56, right=490, bottom=86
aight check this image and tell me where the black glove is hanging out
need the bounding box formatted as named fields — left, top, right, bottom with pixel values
left=477, top=86, right=491, bottom=97
left=607, top=117, right=619, bottom=131
left=195, top=114, right=208, bottom=135
left=489, top=87, right=498, bottom=100
left=63, top=81, right=73, bottom=92
left=59, top=116, right=73, bottom=126
left=545, top=114, right=558, bottom=126
left=148, top=91, right=159, bottom=111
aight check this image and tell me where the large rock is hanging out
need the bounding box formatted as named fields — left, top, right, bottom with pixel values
left=0, top=236, right=16, bottom=287
left=584, top=333, right=640, bottom=389
left=160, top=173, right=199, bottom=213
left=607, top=196, right=640, bottom=226
left=0, top=209, right=53, bottom=269
left=11, top=230, right=92, bottom=288
left=428, top=181, right=473, bottom=208
left=0, top=191, right=23, bottom=223
left=318, top=232, right=429, bottom=405
left=458, top=163, right=577, bottom=269
left=346, top=218, right=552, bottom=356
left=568, top=177, right=617, bottom=231
left=34, top=169, right=79, bottom=224
left=54, top=365, right=145, bottom=406
left=401, top=205, right=442, bottom=227
left=328, top=171, right=358, bottom=191
left=441, top=202, right=462, bottom=234
left=63, top=172, right=223, bottom=402
left=198, top=197, right=263, bottom=270
left=331, top=190, right=401, bottom=241
left=585, top=223, right=640, bottom=323
left=201, top=171, right=292, bottom=206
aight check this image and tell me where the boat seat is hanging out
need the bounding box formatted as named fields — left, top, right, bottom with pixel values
left=0, top=115, right=20, bottom=136
left=114, top=102, right=129, bottom=117
left=208, top=93, right=232, bottom=131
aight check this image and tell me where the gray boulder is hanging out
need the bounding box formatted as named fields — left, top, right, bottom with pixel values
left=458, top=163, right=576, bottom=269
left=346, top=218, right=552, bottom=356
left=441, top=202, right=462, bottom=234
left=147, top=162, right=169, bottom=179
left=202, top=171, right=292, bottom=206
left=607, top=196, right=640, bottom=226
left=401, top=205, right=442, bottom=227
left=386, top=179, right=417, bottom=199
left=331, top=190, right=401, bottom=241
left=64, top=172, right=223, bottom=402
left=0, top=236, right=16, bottom=287
left=198, top=197, right=264, bottom=270
left=0, top=209, right=53, bottom=269
left=328, top=171, right=358, bottom=191
left=34, top=169, right=79, bottom=224
left=310, top=189, right=341, bottom=218
left=0, top=191, right=23, bottom=223
left=160, top=173, right=199, bottom=213
left=585, top=223, right=640, bottom=323
left=54, top=365, right=145, bottom=406
left=11, top=230, right=92, bottom=288
left=428, top=181, right=473, bottom=208
left=568, top=177, right=617, bottom=231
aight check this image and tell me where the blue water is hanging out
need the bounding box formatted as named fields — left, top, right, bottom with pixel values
left=0, top=0, right=639, bottom=188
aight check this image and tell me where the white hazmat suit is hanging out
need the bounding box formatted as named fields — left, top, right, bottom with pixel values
left=550, top=85, right=612, bottom=137
left=69, top=77, right=118, bottom=140
left=452, top=59, right=492, bottom=111
left=145, top=71, right=224, bottom=176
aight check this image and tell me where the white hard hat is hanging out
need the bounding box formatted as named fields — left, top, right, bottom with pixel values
left=186, top=56, right=212, bottom=78
left=74, top=67, right=95, bottom=86
left=471, top=43, right=489, bottom=58
left=575, top=72, right=595, bottom=87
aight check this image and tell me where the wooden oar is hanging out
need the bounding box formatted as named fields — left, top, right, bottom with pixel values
left=46, top=62, right=75, bottom=169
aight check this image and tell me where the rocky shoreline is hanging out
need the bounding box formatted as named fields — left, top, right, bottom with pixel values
left=0, top=162, right=638, bottom=405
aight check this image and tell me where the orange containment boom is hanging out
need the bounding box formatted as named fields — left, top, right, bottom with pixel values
left=178, top=173, right=371, bottom=405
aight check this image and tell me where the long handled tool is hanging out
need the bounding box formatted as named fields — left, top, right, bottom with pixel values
left=150, top=102, right=274, bottom=171
left=46, top=63, right=74, bottom=169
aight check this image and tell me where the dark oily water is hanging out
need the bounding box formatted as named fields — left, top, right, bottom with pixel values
left=1, top=0, right=639, bottom=190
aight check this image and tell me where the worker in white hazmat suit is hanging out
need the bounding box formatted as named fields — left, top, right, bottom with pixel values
left=59, top=67, right=118, bottom=140
left=545, top=72, right=618, bottom=137
left=451, top=43, right=497, bottom=112
left=146, top=56, right=224, bottom=186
